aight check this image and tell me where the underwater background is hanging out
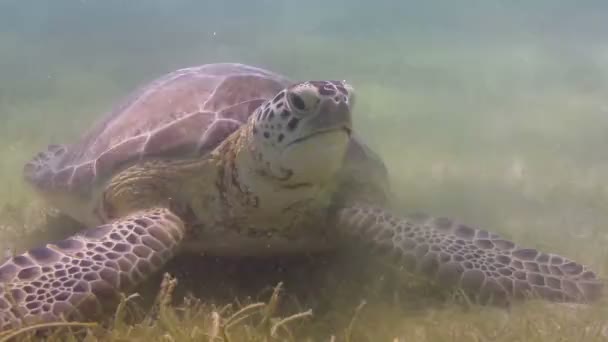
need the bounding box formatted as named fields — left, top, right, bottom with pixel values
left=1, top=1, right=608, bottom=340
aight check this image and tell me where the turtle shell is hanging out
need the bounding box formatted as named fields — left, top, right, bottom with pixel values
left=24, top=63, right=290, bottom=192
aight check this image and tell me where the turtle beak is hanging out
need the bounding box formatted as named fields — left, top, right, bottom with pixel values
left=309, top=100, right=352, bottom=134
left=286, top=126, right=350, bottom=147
left=285, top=99, right=352, bottom=147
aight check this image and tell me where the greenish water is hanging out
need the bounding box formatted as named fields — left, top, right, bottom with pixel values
left=2, top=1, right=608, bottom=340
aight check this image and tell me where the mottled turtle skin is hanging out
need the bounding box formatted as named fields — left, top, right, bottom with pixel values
left=0, top=63, right=602, bottom=330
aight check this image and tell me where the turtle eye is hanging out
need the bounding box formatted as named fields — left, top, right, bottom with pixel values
left=289, top=93, right=307, bottom=111
left=287, top=86, right=320, bottom=115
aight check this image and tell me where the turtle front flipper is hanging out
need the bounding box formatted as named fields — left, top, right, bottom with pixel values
left=335, top=205, right=603, bottom=305
left=0, top=207, right=185, bottom=330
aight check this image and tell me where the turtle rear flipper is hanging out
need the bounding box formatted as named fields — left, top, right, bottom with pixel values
left=23, top=144, right=68, bottom=188
left=0, top=207, right=185, bottom=330
left=337, top=205, right=603, bottom=305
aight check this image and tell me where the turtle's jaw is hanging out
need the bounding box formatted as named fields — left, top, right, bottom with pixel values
left=285, top=126, right=351, bottom=147
left=279, top=128, right=350, bottom=184
left=281, top=116, right=352, bottom=184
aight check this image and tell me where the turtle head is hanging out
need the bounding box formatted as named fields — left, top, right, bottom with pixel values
left=248, top=80, right=354, bottom=185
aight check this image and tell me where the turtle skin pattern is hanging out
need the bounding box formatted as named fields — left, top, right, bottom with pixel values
left=337, top=206, right=603, bottom=305
left=0, top=208, right=185, bottom=330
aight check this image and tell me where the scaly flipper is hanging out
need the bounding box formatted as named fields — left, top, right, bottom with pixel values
left=336, top=205, right=603, bottom=305
left=0, top=208, right=185, bottom=330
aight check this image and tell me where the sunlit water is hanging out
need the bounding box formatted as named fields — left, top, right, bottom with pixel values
left=1, top=1, right=608, bottom=340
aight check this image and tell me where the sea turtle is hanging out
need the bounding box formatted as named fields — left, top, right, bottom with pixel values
left=0, top=63, right=603, bottom=330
